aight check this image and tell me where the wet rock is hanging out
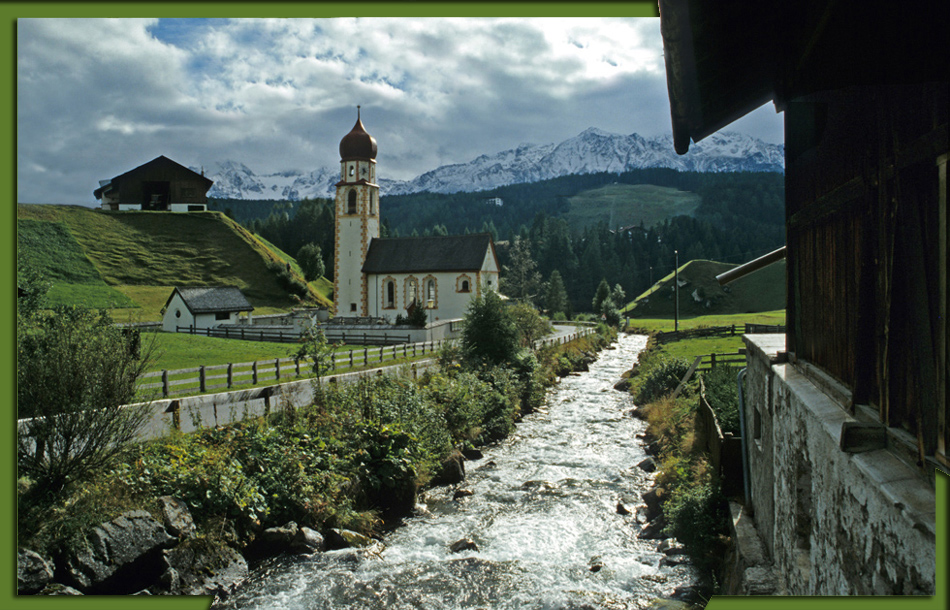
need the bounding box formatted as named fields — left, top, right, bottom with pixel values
left=17, top=548, right=54, bottom=594
left=669, top=584, right=710, bottom=605
left=616, top=502, right=631, bottom=516
left=613, top=378, right=631, bottom=392
left=157, top=496, right=196, bottom=538
left=644, top=599, right=693, bottom=610
left=39, top=583, right=84, bottom=595
left=431, top=450, right=465, bottom=486
left=291, top=527, right=325, bottom=554
left=461, top=448, right=484, bottom=460
left=325, top=528, right=374, bottom=550
left=162, top=541, right=248, bottom=598
left=61, top=510, right=175, bottom=592
left=453, top=489, right=475, bottom=500
left=659, top=554, right=691, bottom=567
left=641, top=487, right=665, bottom=521
left=657, top=539, right=688, bottom=556
left=638, top=516, right=667, bottom=540
left=449, top=538, right=479, bottom=553
left=258, top=521, right=299, bottom=549
left=637, top=457, right=657, bottom=473
left=588, top=556, right=604, bottom=572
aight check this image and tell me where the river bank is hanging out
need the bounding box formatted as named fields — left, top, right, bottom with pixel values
left=17, top=329, right=612, bottom=598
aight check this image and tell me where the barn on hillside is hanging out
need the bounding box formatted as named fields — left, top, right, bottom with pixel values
left=94, top=155, right=213, bottom=212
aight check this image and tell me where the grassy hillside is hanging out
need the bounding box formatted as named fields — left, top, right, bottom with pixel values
left=624, top=258, right=786, bottom=318
left=563, top=183, right=701, bottom=232
left=17, top=205, right=332, bottom=320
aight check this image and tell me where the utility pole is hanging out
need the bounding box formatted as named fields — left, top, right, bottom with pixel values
left=674, top=250, right=679, bottom=332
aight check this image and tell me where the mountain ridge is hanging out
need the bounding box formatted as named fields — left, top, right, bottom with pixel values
left=202, top=129, right=785, bottom=201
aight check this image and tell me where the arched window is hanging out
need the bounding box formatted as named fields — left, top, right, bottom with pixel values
left=369, top=193, right=376, bottom=215
left=386, top=280, right=395, bottom=308
left=462, top=280, right=470, bottom=292
left=427, top=279, right=436, bottom=303
left=347, top=190, right=357, bottom=214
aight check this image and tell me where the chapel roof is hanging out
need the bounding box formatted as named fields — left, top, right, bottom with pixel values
left=362, top=234, right=495, bottom=275
left=339, top=106, right=378, bottom=161
left=164, top=286, right=254, bottom=314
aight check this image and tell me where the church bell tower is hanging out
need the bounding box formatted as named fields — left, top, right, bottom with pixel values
left=333, top=106, right=380, bottom=317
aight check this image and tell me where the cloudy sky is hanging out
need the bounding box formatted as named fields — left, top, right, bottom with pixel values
left=16, top=16, right=784, bottom=205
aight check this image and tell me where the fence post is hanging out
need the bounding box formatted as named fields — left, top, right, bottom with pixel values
left=379, top=346, right=384, bottom=363
left=350, top=350, right=354, bottom=367
left=199, top=365, right=206, bottom=393
left=275, top=358, right=281, bottom=381
left=295, top=358, right=301, bottom=377
left=162, top=370, right=169, bottom=397
left=363, top=346, right=368, bottom=366
left=252, top=361, right=258, bottom=385
left=241, top=327, right=245, bottom=340
left=227, top=363, right=233, bottom=388
left=710, top=353, right=717, bottom=369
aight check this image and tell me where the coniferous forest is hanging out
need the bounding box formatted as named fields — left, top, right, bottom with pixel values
left=210, top=169, right=785, bottom=312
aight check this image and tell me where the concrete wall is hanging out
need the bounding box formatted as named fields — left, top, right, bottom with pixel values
left=742, top=334, right=936, bottom=595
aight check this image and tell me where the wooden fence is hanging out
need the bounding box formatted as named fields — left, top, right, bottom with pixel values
left=671, top=349, right=747, bottom=398
left=176, top=325, right=412, bottom=346
left=654, top=323, right=785, bottom=344
left=140, top=327, right=595, bottom=399
left=139, top=339, right=448, bottom=399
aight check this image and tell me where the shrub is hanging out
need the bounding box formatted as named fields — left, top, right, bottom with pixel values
left=461, top=290, right=519, bottom=367
left=701, top=365, right=741, bottom=434
left=663, top=480, right=727, bottom=552
left=634, top=356, right=692, bottom=404
left=267, top=261, right=309, bottom=299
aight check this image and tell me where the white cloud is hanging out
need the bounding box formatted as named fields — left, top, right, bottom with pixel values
left=16, top=16, right=781, bottom=205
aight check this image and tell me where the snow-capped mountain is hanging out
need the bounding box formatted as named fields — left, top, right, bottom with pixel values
left=203, top=129, right=784, bottom=200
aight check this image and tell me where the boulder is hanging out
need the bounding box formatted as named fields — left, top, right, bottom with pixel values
left=325, top=528, right=374, bottom=550
left=641, top=487, right=665, bottom=521
left=449, top=538, right=479, bottom=553
left=430, top=450, right=466, bottom=486
left=461, top=448, right=484, bottom=461
left=637, top=516, right=667, bottom=540
left=613, top=378, right=631, bottom=392
left=616, top=502, right=631, bottom=516
left=588, top=555, right=604, bottom=572
left=291, top=527, right=325, bottom=554
left=637, top=457, right=657, bottom=473
left=453, top=489, right=475, bottom=500
left=62, top=510, right=175, bottom=592
left=161, top=541, right=248, bottom=598
left=258, top=521, right=299, bottom=549
left=17, top=548, right=54, bottom=594
left=39, top=583, right=84, bottom=595
left=157, top=496, right=196, bottom=538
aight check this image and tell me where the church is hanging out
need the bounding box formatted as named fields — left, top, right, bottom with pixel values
left=333, top=108, right=500, bottom=323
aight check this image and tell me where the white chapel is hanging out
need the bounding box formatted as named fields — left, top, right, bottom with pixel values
left=333, top=108, right=500, bottom=323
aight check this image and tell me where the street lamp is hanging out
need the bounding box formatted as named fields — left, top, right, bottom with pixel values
left=674, top=250, right=679, bottom=332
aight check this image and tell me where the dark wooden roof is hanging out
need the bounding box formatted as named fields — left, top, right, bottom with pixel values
left=362, top=234, right=495, bottom=275
left=164, top=286, right=254, bottom=314
left=94, top=155, right=214, bottom=199
left=658, top=0, right=949, bottom=153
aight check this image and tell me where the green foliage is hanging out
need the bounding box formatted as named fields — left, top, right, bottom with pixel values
left=663, top=480, right=727, bottom=552
left=544, top=269, right=570, bottom=317
left=461, top=290, right=519, bottom=367
left=407, top=303, right=429, bottom=327
left=267, top=261, right=310, bottom=299
left=508, top=302, right=552, bottom=348
left=500, top=237, right=543, bottom=304
left=634, top=356, right=691, bottom=404
left=295, top=326, right=336, bottom=389
left=701, top=365, right=741, bottom=434
left=592, top=279, right=611, bottom=312
left=17, top=306, right=153, bottom=497
left=296, top=242, right=326, bottom=282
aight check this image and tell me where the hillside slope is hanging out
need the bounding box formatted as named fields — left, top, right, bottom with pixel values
left=625, top=258, right=786, bottom=317
left=17, top=205, right=332, bottom=320
left=563, top=183, right=701, bottom=232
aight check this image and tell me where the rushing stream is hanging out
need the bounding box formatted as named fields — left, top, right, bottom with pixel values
left=215, top=333, right=701, bottom=609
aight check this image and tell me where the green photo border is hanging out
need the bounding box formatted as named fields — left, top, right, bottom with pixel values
left=5, top=3, right=945, bottom=610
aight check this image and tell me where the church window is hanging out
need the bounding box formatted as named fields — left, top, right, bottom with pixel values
left=349, top=165, right=355, bottom=177
left=347, top=190, right=357, bottom=214
left=350, top=303, right=357, bottom=312
left=369, top=193, right=375, bottom=215
left=461, top=280, right=470, bottom=292
left=457, top=275, right=472, bottom=293
left=385, top=280, right=395, bottom=308
left=427, top=280, right=436, bottom=303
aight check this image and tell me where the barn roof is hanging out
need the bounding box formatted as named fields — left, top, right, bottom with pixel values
left=658, top=0, right=948, bottom=153
left=94, top=155, right=214, bottom=199
left=362, top=234, right=495, bottom=275
left=164, top=286, right=254, bottom=314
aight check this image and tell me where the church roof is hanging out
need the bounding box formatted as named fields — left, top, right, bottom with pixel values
left=362, top=234, right=495, bottom=274
left=339, top=107, right=377, bottom=161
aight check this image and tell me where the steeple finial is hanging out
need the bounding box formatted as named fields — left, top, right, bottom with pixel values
left=357, top=105, right=361, bottom=120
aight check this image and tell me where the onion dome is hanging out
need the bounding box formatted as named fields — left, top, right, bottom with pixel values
left=339, top=106, right=377, bottom=160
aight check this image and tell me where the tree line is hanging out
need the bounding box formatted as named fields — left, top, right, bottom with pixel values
left=212, top=169, right=785, bottom=313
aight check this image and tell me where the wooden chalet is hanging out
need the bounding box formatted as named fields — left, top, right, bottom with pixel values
left=94, top=155, right=213, bottom=212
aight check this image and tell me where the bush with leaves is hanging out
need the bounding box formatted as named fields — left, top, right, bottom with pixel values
left=633, top=356, right=692, bottom=405
left=18, top=305, right=153, bottom=500
left=267, top=260, right=310, bottom=299
left=296, top=242, right=326, bottom=282
left=461, top=290, right=519, bottom=367
left=701, top=365, right=741, bottom=434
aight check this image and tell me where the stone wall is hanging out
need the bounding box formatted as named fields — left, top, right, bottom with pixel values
left=742, top=334, right=936, bottom=595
